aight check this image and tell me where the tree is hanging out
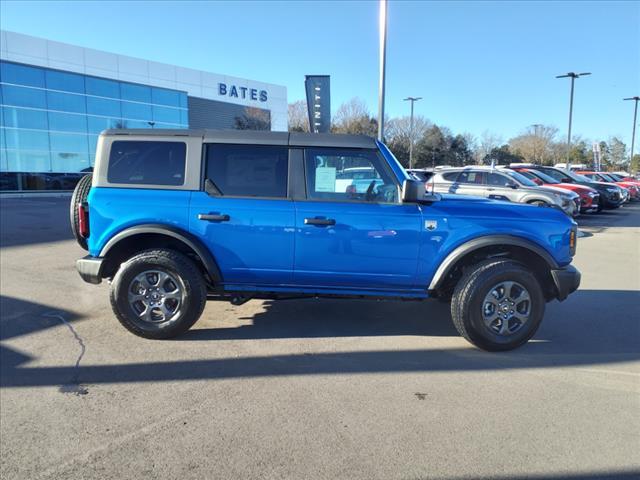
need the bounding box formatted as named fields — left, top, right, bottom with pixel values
left=332, top=98, right=378, bottom=136
left=288, top=100, right=309, bottom=132
left=508, top=125, right=558, bottom=165
left=476, top=131, right=503, bottom=164
left=235, top=107, right=270, bottom=130
left=485, top=144, right=524, bottom=165
left=385, top=115, right=431, bottom=167
left=630, top=154, right=640, bottom=174
left=608, top=137, right=627, bottom=168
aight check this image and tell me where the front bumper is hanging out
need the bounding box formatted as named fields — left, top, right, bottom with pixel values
left=77, top=256, right=104, bottom=284
left=551, top=265, right=581, bottom=301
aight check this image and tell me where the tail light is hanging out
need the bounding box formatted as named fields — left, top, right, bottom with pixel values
left=78, top=202, right=89, bottom=238
left=569, top=227, right=577, bottom=256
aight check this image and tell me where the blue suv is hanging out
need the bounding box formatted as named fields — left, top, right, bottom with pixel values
left=72, top=129, right=580, bottom=351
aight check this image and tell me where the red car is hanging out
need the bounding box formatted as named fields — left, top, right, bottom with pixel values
left=576, top=171, right=639, bottom=201
left=511, top=167, right=600, bottom=213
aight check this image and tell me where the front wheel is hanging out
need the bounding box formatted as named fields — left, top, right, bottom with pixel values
left=110, top=249, right=207, bottom=339
left=450, top=260, right=545, bottom=351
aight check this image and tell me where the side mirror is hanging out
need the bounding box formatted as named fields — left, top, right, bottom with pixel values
left=402, top=179, right=425, bottom=203
left=508, top=182, right=519, bottom=189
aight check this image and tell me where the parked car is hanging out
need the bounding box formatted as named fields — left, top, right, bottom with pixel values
left=428, top=166, right=580, bottom=217
left=510, top=167, right=600, bottom=213
left=575, top=171, right=638, bottom=201
left=71, top=129, right=580, bottom=352
left=512, top=164, right=625, bottom=210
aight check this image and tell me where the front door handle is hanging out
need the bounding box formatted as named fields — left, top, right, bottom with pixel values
left=198, top=213, right=230, bottom=222
left=304, top=217, right=336, bottom=227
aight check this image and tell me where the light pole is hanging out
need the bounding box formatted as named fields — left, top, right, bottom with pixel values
left=623, top=96, right=639, bottom=166
left=531, top=123, right=542, bottom=164
left=403, top=96, right=422, bottom=168
left=377, top=0, right=387, bottom=141
left=556, top=72, right=591, bottom=166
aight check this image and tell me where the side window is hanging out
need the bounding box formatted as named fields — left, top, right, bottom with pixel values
left=107, top=141, right=186, bottom=186
left=487, top=172, right=511, bottom=186
left=543, top=169, right=565, bottom=182
left=458, top=171, right=486, bottom=184
left=442, top=171, right=460, bottom=182
left=205, top=144, right=288, bottom=198
left=304, top=148, right=399, bottom=203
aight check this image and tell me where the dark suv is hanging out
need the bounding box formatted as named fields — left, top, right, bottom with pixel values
left=71, top=129, right=581, bottom=351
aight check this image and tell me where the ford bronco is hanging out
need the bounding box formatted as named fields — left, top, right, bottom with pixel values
left=72, top=129, right=580, bottom=351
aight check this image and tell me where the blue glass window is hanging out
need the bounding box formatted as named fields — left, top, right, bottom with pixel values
left=51, top=151, right=90, bottom=172
left=154, top=122, right=187, bottom=130
left=45, top=70, right=85, bottom=93
left=1, top=85, right=47, bottom=108
left=2, top=107, right=48, bottom=130
left=0, top=148, right=8, bottom=171
left=4, top=128, right=50, bottom=151
left=0, top=62, right=46, bottom=88
left=88, top=135, right=99, bottom=154
left=124, top=120, right=152, bottom=129
left=180, top=109, right=189, bottom=126
left=179, top=92, right=188, bottom=109
left=87, top=116, right=122, bottom=134
left=85, top=77, right=120, bottom=99
left=152, top=105, right=181, bottom=124
left=121, top=82, right=151, bottom=103
left=48, top=112, right=87, bottom=133
left=49, top=132, right=88, bottom=153
left=121, top=101, right=152, bottom=120
left=86, top=96, right=121, bottom=117
left=47, top=91, right=86, bottom=113
left=6, top=150, right=51, bottom=172
left=152, top=87, right=180, bottom=107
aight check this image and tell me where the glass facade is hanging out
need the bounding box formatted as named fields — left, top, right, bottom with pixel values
left=0, top=60, right=188, bottom=191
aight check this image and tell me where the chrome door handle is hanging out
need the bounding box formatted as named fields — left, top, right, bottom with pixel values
left=198, top=213, right=230, bottom=222
left=304, top=217, right=336, bottom=226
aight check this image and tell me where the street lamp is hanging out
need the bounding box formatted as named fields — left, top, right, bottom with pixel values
left=556, top=72, right=591, bottom=166
left=403, top=96, right=422, bottom=168
left=531, top=123, right=542, bottom=164
left=377, top=0, right=387, bottom=141
left=623, top=96, right=639, bottom=165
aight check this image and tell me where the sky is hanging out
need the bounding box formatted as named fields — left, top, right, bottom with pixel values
left=1, top=0, right=639, bottom=146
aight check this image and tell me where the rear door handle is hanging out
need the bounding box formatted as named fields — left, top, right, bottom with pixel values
left=304, top=217, right=336, bottom=227
left=198, top=213, right=230, bottom=222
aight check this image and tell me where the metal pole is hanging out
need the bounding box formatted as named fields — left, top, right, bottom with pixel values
left=377, top=0, right=387, bottom=142
left=409, top=101, right=414, bottom=168
left=567, top=75, right=575, bottom=164
left=624, top=97, right=640, bottom=163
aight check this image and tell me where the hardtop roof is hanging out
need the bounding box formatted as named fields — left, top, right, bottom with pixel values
left=100, top=129, right=378, bottom=149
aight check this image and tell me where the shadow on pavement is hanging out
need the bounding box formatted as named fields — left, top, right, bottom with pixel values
left=577, top=202, right=640, bottom=229
left=1, top=290, right=638, bottom=389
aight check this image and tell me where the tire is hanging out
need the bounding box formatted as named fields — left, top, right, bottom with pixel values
left=110, top=249, right=207, bottom=339
left=450, top=259, right=545, bottom=352
left=69, top=173, right=93, bottom=250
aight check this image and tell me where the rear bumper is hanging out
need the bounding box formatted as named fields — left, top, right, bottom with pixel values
left=76, top=256, right=104, bottom=284
left=551, top=265, right=581, bottom=301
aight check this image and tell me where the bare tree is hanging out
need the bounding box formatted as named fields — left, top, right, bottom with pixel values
left=332, top=98, right=377, bottom=136
left=509, top=125, right=558, bottom=165
left=235, top=107, right=270, bottom=131
left=288, top=100, right=309, bottom=132
left=477, top=131, right=503, bottom=164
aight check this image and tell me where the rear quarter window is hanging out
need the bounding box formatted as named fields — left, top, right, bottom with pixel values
left=107, top=141, right=186, bottom=186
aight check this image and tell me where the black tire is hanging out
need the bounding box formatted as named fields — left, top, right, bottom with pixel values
left=450, top=259, right=545, bottom=352
left=110, top=249, right=207, bottom=339
left=69, top=173, right=93, bottom=250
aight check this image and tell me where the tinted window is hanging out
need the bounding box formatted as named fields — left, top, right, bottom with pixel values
left=86, top=96, right=121, bottom=117
left=2, top=107, right=48, bottom=130
left=48, top=112, right=87, bottom=133
left=458, top=171, right=486, bottom=184
left=45, top=70, right=85, bottom=93
left=85, top=77, right=120, bottom=99
left=152, top=105, right=181, bottom=124
left=49, top=132, right=89, bottom=153
left=487, top=172, right=512, bottom=186
left=121, top=83, right=151, bottom=103
left=4, top=129, right=50, bottom=151
left=542, top=168, right=569, bottom=182
left=442, top=171, right=460, bottom=181
left=47, top=91, right=86, bottom=113
left=1, top=62, right=45, bottom=87
left=152, top=88, right=181, bottom=107
left=304, top=148, right=399, bottom=203
left=2, top=85, right=47, bottom=108
left=121, top=101, right=152, bottom=120
left=108, top=141, right=186, bottom=186
left=205, top=144, right=288, bottom=198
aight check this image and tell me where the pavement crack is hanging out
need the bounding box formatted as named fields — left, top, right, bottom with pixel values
left=43, top=311, right=88, bottom=395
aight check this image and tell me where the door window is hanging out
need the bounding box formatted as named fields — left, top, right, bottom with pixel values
left=205, top=144, right=288, bottom=198
left=458, top=170, right=487, bottom=185
left=487, top=172, right=512, bottom=186
left=304, top=148, right=399, bottom=203
left=107, top=141, right=186, bottom=186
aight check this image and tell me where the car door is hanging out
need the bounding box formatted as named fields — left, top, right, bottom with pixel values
left=292, top=147, right=422, bottom=291
left=486, top=172, right=516, bottom=201
left=189, top=143, right=295, bottom=286
left=455, top=170, right=488, bottom=197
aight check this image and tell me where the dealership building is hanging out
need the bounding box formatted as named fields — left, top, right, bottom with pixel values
left=0, top=30, right=288, bottom=191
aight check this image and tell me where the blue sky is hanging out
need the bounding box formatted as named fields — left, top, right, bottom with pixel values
left=1, top=0, right=638, bottom=146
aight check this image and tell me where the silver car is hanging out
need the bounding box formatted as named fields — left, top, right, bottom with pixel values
left=430, top=167, right=580, bottom=216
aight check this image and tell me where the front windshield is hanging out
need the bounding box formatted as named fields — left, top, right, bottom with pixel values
left=502, top=169, right=538, bottom=187
left=526, top=169, right=560, bottom=184
left=563, top=169, right=593, bottom=182
left=607, top=173, right=623, bottom=181
left=599, top=173, right=616, bottom=182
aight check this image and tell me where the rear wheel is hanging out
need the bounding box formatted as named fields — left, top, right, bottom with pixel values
left=69, top=173, right=92, bottom=250
left=110, top=249, right=207, bottom=339
left=450, top=259, right=545, bottom=351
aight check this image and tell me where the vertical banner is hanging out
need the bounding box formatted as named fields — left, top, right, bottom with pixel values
left=592, top=142, right=601, bottom=171
left=305, top=75, right=331, bottom=133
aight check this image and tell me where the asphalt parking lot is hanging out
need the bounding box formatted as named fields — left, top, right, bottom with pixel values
left=1, top=197, right=639, bottom=480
